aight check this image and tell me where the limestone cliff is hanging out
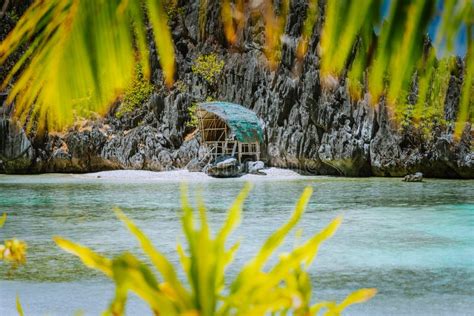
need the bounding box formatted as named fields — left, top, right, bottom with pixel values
left=1, top=1, right=472, bottom=177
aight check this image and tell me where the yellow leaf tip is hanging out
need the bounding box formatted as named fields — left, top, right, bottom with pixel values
left=113, top=208, right=126, bottom=219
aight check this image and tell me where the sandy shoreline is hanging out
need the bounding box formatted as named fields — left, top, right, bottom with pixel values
left=74, top=167, right=313, bottom=182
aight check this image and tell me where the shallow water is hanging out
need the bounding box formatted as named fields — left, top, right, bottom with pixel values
left=0, top=174, right=473, bottom=315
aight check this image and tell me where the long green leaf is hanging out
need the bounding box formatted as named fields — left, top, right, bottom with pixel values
left=336, top=288, right=378, bottom=312
left=110, top=253, right=179, bottom=315
left=224, top=186, right=314, bottom=312
left=53, top=237, right=112, bottom=277
left=114, top=208, right=192, bottom=309
left=249, top=186, right=313, bottom=270
left=16, top=295, right=24, bottom=316
left=0, top=213, right=6, bottom=228
left=216, top=183, right=252, bottom=245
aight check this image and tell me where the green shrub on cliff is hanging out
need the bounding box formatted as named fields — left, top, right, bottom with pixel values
left=192, top=53, right=224, bottom=85
left=174, top=80, right=188, bottom=93
left=6, top=10, right=19, bottom=23
left=395, top=57, right=455, bottom=139
left=164, top=0, right=185, bottom=22
left=187, top=96, right=215, bottom=128
left=115, top=64, right=154, bottom=119
left=55, top=185, right=376, bottom=315
left=187, top=102, right=199, bottom=128
left=416, top=57, right=453, bottom=136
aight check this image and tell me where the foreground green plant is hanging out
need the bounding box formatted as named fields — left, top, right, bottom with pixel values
left=55, top=185, right=376, bottom=315
left=16, top=295, right=24, bottom=316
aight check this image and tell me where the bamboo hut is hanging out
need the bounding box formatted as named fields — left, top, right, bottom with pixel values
left=196, top=102, right=263, bottom=162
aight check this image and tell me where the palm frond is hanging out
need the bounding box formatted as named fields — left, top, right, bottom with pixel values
left=320, top=0, right=379, bottom=79
left=1, top=0, right=174, bottom=132
left=2, top=0, right=472, bottom=136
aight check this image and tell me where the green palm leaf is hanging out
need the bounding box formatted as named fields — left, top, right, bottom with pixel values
left=114, top=208, right=192, bottom=309
left=2, top=0, right=472, bottom=135
left=1, top=0, right=174, bottom=132
left=16, top=295, right=24, bottom=316
left=0, top=213, right=6, bottom=228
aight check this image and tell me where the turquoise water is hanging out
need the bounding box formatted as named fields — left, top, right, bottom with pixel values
left=0, top=174, right=473, bottom=315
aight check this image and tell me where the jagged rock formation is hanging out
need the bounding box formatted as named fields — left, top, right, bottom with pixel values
left=0, top=119, right=34, bottom=173
left=0, top=0, right=472, bottom=177
left=206, top=157, right=242, bottom=178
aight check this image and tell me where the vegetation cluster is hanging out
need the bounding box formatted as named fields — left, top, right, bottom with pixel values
left=192, top=53, right=225, bottom=85
left=164, top=0, right=185, bottom=22
left=187, top=96, right=215, bottom=129
left=115, top=64, right=154, bottom=119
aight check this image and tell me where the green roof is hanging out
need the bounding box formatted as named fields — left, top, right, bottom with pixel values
left=198, top=102, right=263, bottom=143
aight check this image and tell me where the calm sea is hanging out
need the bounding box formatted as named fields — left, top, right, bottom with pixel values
left=0, top=174, right=473, bottom=315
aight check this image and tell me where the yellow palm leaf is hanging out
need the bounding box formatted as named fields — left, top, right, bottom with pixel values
left=217, top=182, right=252, bottom=244
left=53, top=237, right=112, bottom=277
left=16, top=295, right=24, bottom=316
left=0, top=213, right=6, bottom=228
left=337, top=288, right=378, bottom=311
left=249, top=186, right=313, bottom=270
left=114, top=208, right=192, bottom=309
left=109, top=253, right=179, bottom=315
left=1, top=0, right=175, bottom=132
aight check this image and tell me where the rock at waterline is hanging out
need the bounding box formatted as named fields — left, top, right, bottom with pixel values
left=247, top=161, right=266, bottom=175
left=403, top=172, right=423, bottom=182
left=206, top=157, right=242, bottom=178
left=186, top=157, right=210, bottom=172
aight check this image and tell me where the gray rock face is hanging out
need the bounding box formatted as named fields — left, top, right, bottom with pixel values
left=247, top=161, right=265, bottom=175
left=206, top=157, right=242, bottom=178
left=0, top=119, right=34, bottom=173
left=1, top=0, right=473, bottom=178
left=186, top=152, right=211, bottom=172
left=186, top=158, right=204, bottom=172
left=403, top=172, right=423, bottom=182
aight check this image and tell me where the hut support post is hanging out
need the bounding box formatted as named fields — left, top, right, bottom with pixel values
left=231, top=142, right=237, bottom=157
left=238, top=142, right=242, bottom=163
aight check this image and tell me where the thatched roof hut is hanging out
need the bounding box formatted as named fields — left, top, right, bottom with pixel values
left=196, top=102, right=263, bottom=162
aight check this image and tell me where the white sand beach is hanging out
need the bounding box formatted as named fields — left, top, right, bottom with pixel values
left=75, top=167, right=310, bottom=182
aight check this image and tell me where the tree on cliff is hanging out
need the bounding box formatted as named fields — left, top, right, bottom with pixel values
left=0, top=0, right=472, bottom=136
